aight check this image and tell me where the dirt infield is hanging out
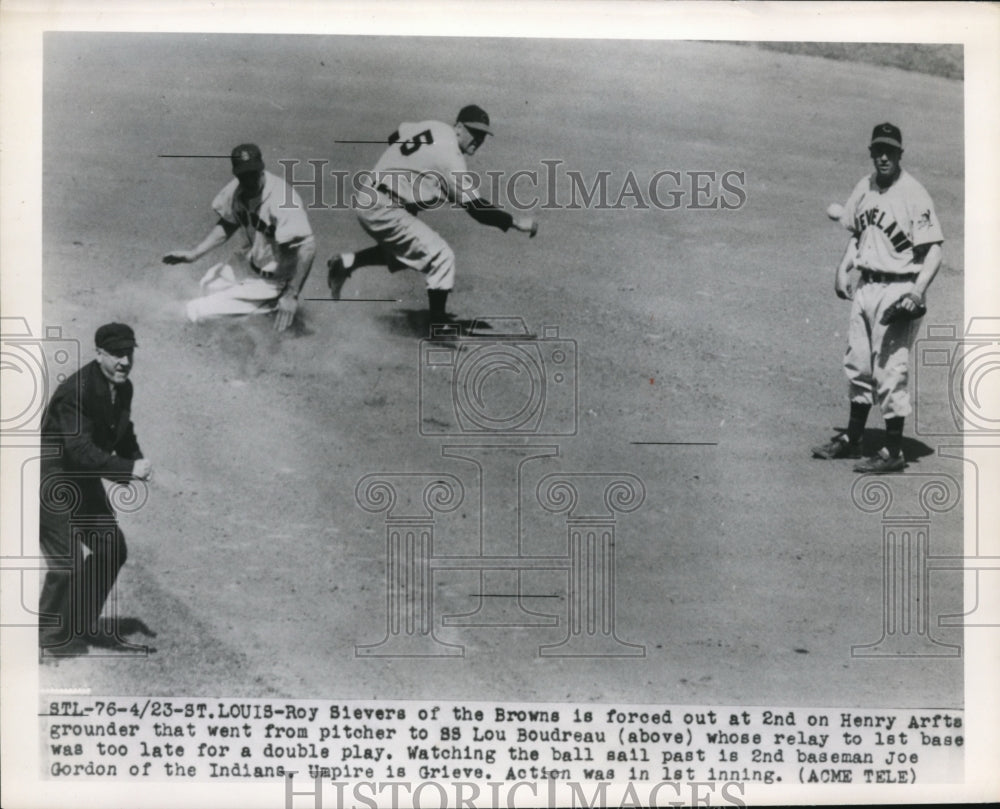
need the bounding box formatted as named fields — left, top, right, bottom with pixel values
left=38, top=35, right=964, bottom=709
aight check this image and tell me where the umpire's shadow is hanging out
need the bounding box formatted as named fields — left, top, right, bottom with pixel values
left=87, top=616, right=158, bottom=654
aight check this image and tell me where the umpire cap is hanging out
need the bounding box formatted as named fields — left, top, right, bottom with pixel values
left=457, top=105, right=493, bottom=136
left=95, top=322, right=137, bottom=353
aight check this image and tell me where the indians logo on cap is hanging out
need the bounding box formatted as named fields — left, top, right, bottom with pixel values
left=870, top=122, right=902, bottom=149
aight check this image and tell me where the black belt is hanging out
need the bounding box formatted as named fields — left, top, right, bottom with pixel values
left=376, top=184, right=419, bottom=215
left=859, top=269, right=918, bottom=284
left=250, top=262, right=279, bottom=280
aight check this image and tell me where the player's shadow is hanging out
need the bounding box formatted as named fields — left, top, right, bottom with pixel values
left=376, top=308, right=490, bottom=339
left=836, top=427, right=936, bottom=464
left=374, top=308, right=428, bottom=337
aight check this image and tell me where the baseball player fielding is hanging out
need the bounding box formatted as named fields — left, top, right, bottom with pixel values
left=326, top=104, right=538, bottom=337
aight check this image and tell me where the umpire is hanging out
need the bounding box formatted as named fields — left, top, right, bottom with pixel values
left=38, top=323, right=152, bottom=655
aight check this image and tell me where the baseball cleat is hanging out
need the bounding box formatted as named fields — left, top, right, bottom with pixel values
left=853, top=447, right=906, bottom=474
left=811, top=434, right=863, bottom=460
left=327, top=255, right=351, bottom=300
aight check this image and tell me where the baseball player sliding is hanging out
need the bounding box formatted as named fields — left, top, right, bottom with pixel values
left=812, top=123, right=943, bottom=474
left=163, top=143, right=316, bottom=333
left=326, top=105, right=538, bottom=333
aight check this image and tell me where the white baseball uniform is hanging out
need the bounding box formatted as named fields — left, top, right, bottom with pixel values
left=186, top=170, right=315, bottom=322
left=353, top=120, right=477, bottom=291
left=841, top=169, right=944, bottom=418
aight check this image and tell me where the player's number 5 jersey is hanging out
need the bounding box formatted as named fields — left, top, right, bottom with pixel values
left=372, top=120, right=471, bottom=208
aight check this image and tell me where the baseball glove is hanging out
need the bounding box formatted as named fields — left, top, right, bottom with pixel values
left=880, top=292, right=927, bottom=325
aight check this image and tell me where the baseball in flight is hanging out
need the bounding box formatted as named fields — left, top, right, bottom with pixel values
left=826, top=202, right=845, bottom=221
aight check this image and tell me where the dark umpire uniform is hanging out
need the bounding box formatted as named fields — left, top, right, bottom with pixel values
left=38, top=323, right=148, bottom=654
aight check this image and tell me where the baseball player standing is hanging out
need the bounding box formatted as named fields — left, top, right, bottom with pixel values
left=812, top=123, right=943, bottom=473
left=163, top=143, right=316, bottom=332
left=326, top=105, right=538, bottom=331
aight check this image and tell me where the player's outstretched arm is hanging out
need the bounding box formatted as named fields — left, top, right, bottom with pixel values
left=462, top=197, right=537, bottom=237
left=162, top=220, right=237, bottom=264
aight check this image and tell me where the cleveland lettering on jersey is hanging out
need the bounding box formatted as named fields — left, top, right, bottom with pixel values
left=853, top=207, right=913, bottom=253
left=844, top=169, right=942, bottom=275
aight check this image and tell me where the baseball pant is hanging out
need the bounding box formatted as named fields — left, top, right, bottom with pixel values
left=843, top=278, right=923, bottom=419
left=356, top=192, right=456, bottom=291
left=38, top=477, right=127, bottom=646
left=186, top=263, right=285, bottom=322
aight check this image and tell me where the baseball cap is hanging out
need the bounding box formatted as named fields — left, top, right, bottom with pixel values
left=457, top=105, right=493, bottom=136
left=231, top=143, right=265, bottom=175
left=870, top=122, right=903, bottom=150
left=95, top=322, right=137, bottom=353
